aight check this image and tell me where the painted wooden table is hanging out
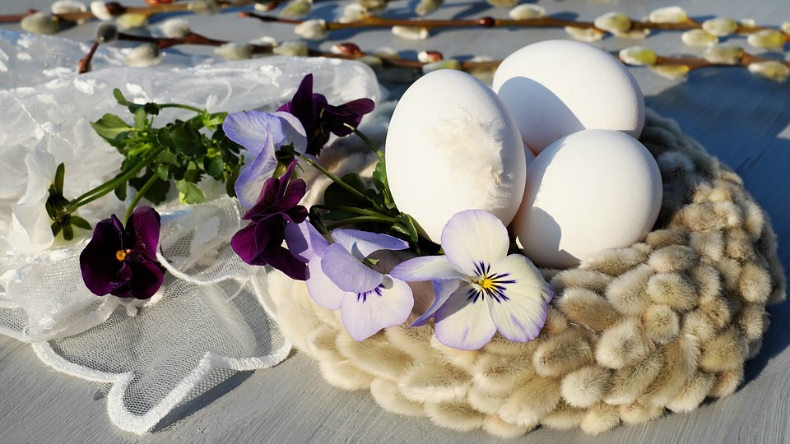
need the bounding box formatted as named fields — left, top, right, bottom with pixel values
left=1, top=0, right=788, bottom=443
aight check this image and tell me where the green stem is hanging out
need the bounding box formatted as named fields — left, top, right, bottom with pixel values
left=157, top=103, right=203, bottom=113
left=326, top=216, right=397, bottom=230
left=294, top=152, right=372, bottom=203
left=67, top=147, right=165, bottom=212
left=123, top=173, right=159, bottom=225
left=348, top=126, right=384, bottom=159
left=313, top=204, right=394, bottom=218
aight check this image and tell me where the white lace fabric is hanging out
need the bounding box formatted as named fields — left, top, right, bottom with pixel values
left=0, top=31, right=381, bottom=434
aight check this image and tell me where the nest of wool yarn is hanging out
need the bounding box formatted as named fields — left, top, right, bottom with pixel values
left=266, top=110, right=786, bottom=438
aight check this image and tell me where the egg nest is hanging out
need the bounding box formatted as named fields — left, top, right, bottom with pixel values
left=267, top=109, right=786, bottom=438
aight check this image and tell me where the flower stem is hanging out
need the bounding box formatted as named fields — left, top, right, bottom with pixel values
left=294, top=152, right=371, bottom=203
left=123, top=172, right=159, bottom=224
left=326, top=216, right=397, bottom=229
left=347, top=125, right=383, bottom=159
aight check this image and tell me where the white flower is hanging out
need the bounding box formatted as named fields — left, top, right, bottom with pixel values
left=681, top=29, right=718, bottom=47
left=564, top=26, right=604, bottom=42
left=294, top=19, right=328, bottom=40
left=10, top=148, right=57, bottom=253
left=748, top=61, right=789, bottom=83
left=272, top=41, right=308, bottom=56
left=21, top=12, right=60, bottom=35
left=747, top=29, right=786, bottom=50
left=89, top=1, right=114, bottom=21
left=594, top=12, right=632, bottom=34
left=649, top=64, right=690, bottom=80
left=619, top=46, right=657, bottom=66
left=421, top=59, right=460, bottom=74
left=338, top=4, right=368, bottom=23
left=703, top=45, right=744, bottom=65
left=509, top=4, right=545, bottom=20
left=281, top=0, right=312, bottom=18
left=486, top=0, right=517, bottom=8
left=116, top=13, right=148, bottom=30
left=160, top=18, right=191, bottom=38
left=214, top=42, right=253, bottom=60
left=415, top=0, right=443, bottom=16
left=123, top=43, right=162, bottom=67
left=52, top=0, right=87, bottom=14
left=702, top=18, right=738, bottom=37
left=391, top=26, right=428, bottom=40
left=648, top=6, right=688, bottom=24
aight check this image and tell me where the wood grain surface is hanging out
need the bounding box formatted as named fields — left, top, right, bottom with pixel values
left=1, top=0, right=788, bottom=443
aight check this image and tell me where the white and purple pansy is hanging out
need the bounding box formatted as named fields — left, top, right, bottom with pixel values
left=285, top=222, right=415, bottom=341
left=390, top=209, right=553, bottom=350
left=222, top=110, right=307, bottom=209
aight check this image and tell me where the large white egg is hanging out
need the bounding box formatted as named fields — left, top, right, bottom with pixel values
left=493, top=40, right=645, bottom=154
left=513, top=129, right=662, bottom=269
left=386, top=70, right=527, bottom=242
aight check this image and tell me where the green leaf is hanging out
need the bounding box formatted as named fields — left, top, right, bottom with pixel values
left=54, top=163, right=65, bottom=194
left=372, top=157, right=396, bottom=210
left=225, top=163, right=240, bottom=198
left=114, top=181, right=127, bottom=201
left=51, top=221, right=62, bottom=237
left=133, top=108, right=148, bottom=130
left=176, top=179, right=205, bottom=204
left=70, top=216, right=92, bottom=231
left=113, top=88, right=130, bottom=106
left=157, top=121, right=204, bottom=157
left=130, top=174, right=169, bottom=205
left=323, top=174, right=370, bottom=207
left=204, top=155, right=224, bottom=179
left=90, top=114, right=132, bottom=147
left=156, top=163, right=170, bottom=181
left=395, top=213, right=420, bottom=243
left=62, top=223, right=74, bottom=241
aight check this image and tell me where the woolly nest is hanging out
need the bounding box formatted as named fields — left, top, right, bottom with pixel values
left=266, top=109, right=786, bottom=438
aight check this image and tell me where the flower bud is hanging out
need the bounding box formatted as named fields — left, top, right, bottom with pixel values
left=52, top=0, right=87, bottom=14
left=281, top=0, right=312, bottom=18
left=681, top=29, right=718, bottom=47
left=421, top=59, right=461, bottom=75
left=214, top=42, right=253, bottom=60
left=273, top=41, right=308, bottom=56
left=338, top=4, right=368, bottom=23
left=594, top=12, right=632, bottom=34
left=123, top=43, right=162, bottom=67
left=116, top=12, right=148, bottom=30
left=564, top=26, right=604, bottom=42
left=90, top=1, right=114, bottom=20
left=95, top=22, right=119, bottom=44
left=619, top=46, right=657, bottom=66
left=331, top=42, right=363, bottom=57
left=703, top=45, right=744, bottom=64
left=358, top=0, right=387, bottom=13
left=188, top=0, right=220, bottom=15
left=648, top=6, right=688, bottom=24
left=782, top=21, right=790, bottom=35
left=509, top=4, right=545, bottom=20
left=648, top=64, right=690, bottom=80
left=747, top=29, right=786, bottom=50
left=702, top=18, right=738, bottom=37
left=391, top=26, right=428, bottom=40
left=748, top=61, right=789, bottom=83
left=294, top=19, right=328, bottom=40
left=415, top=0, right=443, bottom=17
left=21, top=12, right=60, bottom=35
left=486, top=0, right=517, bottom=8
left=160, top=18, right=190, bottom=38
left=417, top=50, right=443, bottom=63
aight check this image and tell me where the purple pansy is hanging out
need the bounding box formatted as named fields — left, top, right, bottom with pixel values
left=231, top=160, right=308, bottom=280
left=286, top=222, right=414, bottom=341
left=390, top=210, right=553, bottom=350
left=223, top=109, right=307, bottom=209
left=277, top=73, right=375, bottom=156
left=80, top=206, right=165, bottom=300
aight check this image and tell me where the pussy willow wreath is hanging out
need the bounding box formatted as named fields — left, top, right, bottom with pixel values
left=267, top=109, right=786, bottom=438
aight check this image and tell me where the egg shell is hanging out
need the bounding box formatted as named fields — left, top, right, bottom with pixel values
left=493, top=40, right=645, bottom=154
left=513, top=129, right=662, bottom=269
left=385, top=69, right=527, bottom=242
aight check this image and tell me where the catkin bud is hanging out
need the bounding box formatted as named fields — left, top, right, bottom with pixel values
left=338, top=4, right=368, bottom=23
left=486, top=0, right=518, bottom=8
left=160, top=18, right=190, bottom=38
left=421, top=59, right=461, bottom=74
left=417, top=50, right=443, bottom=63
left=52, top=0, right=87, bottom=14
left=649, top=64, right=690, bottom=80
left=294, top=19, right=328, bottom=40
left=748, top=61, right=789, bottom=82
left=702, top=18, right=738, bottom=37
left=415, top=0, right=443, bottom=16
left=565, top=26, right=604, bottom=42
left=703, top=45, right=744, bottom=64
left=594, top=12, right=632, bottom=34
left=123, top=43, right=162, bottom=67
left=281, top=0, right=312, bottom=18
left=21, top=12, right=60, bottom=35
left=509, top=4, right=545, bottom=20
left=619, top=46, right=657, bottom=66
left=95, top=22, right=119, bottom=44
left=391, top=26, right=429, bottom=40
left=648, top=6, right=688, bottom=24
left=188, top=0, right=220, bottom=15
left=90, top=1, right=114, bottom=20
left=273, top=41, right=308, bottom=56
left=116, top=13, right=148, bottom=30
left=747, top=29, right=786, bottom=50
left=214, top=42, right=253, bottom=60
left=681, top=29, right=718, bottom=47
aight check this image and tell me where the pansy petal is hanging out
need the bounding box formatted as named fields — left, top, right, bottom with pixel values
left=331, top=228, right=409, bottom=260
left=263, top=243, right=308, bottom=280
left=435, top=283, right=497, bottom=350
left=487, top=254, right=553, bottom=343
left=306, top=256, right=346, bottom=310
left=80, top=218, right=127, bottom=295
left=222, top=110, right=278, bottom=155
left=340, top=276, right=414, bottom=341
left=230, top=223, right=261, bottom=264
left=390, top=255, right=465, bottom=282
left=441, top=209, right=509, bottom=276
left=235, top=148, right=278, bottom=209
left=285, top=222, right=329, bottom=263
left=411, top=279, right=461, bottom=327
left=320, top=243, right=383, bottom=293
left=125, top=257, right=165, bottom=299
left=128, top=207, right=161, bottom=256
left=272, top=111, right=308, bottom=154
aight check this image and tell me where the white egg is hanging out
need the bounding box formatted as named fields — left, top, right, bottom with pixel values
left=385, top=70, right=527, bottom=242
left=493, top=40, right=645, bottom=154
left=513, top=129, right=662, bottom=269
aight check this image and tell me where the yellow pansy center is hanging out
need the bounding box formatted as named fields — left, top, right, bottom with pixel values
left=116, top=249, right=131, bottom=261
left=477, top=277, right=495, bottom=290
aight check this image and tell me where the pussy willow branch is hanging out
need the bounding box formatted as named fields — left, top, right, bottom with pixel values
left=243, top=11, right=790, bottom=39
left=645, top=53, right=790, bottom=71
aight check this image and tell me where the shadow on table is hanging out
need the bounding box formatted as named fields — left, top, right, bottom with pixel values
left=645, top=69, right=790, bottom=385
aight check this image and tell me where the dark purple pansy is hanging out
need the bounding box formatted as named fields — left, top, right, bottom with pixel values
left=277, top=73, right=375, bottom=156
left=231, top=160, right=309, bottom=280
left=80, top=206, right=165, bottom=300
